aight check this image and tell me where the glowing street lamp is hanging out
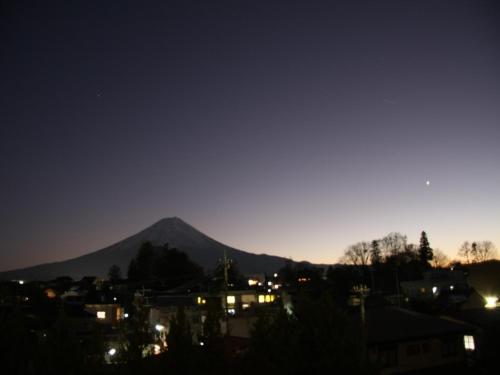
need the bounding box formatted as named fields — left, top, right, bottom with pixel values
left=485, top=296, right=498, bottom=309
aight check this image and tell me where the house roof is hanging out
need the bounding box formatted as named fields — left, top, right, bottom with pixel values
left=451, top=308, right=500, bottom=331
left=153, top=295, right=197, bottom=307
left=365, top=307, right=475, bottom=345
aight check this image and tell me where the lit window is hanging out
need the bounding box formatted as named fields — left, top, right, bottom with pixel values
left=45, top=289, right=56, bottom=299
left=197, top=296, right=206, bottom=304
left=97, top=311, right=106, bottom=319
left=248, top=279, right=258, bottom=286
left=227, top=295, right=236, bottom=304
left=242, top=303, right=250, bottom=309
left=154, top=344, right=161, bottom=355
left=258, top=295, right=265, bottom=303
left=464, top=335, right=475, bottom=351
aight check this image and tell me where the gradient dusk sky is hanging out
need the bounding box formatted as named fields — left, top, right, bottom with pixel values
left=1, top=0, right=499, bottom=271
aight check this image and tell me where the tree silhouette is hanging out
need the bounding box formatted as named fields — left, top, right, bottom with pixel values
left=245, top=294, right=366, bottom=375
left=127, top=241, right=155, bottom=281
left=117, top=297, right=153, bottom=372
left=108, top=264, right=122, bottom=282
left=370, top=240, right=381, bottom=264
left=127, top=242, right=203, bottom=286
left=418, top=231, right=433, bottom=264
left=154, top=244, right=203, bottom=285
left=166, top=306, right=194, bottom=374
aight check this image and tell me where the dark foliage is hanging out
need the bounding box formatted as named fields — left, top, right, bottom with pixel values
left=108, top=264, right=122, bottom=282
left=127, top=242, right=203, bottom=286
left=244, top=294, right=369, bottom=375
left=419, top=231, right=434, bottom=264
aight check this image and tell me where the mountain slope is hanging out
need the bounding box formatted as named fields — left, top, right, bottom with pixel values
left=0, top=217, right=300, bottom=280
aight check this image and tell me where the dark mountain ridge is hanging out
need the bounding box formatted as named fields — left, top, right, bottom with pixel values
left=0, top=217, right=317, bottom=281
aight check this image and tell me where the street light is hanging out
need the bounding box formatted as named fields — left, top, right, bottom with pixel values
left=353, top=284, right=370, bottom=361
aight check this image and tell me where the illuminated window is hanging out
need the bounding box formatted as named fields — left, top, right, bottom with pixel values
left=464, top=335, right=475, bottom=351
left=116, top=307, right=125, bottom=320
left=258, top=295, right=265, bottom=303
left=248, top=279, right=258, bottom=286
left=227, top=295, right=236, bottom=304
left=242, top=303, right=250, bottom=309
left=154, top=344, right=161, bottom=355
left=97, top=311, right=106, bottom=319
left=263, top=294, right=275, bottom=303
left=197, top=296, right=206, bottom=304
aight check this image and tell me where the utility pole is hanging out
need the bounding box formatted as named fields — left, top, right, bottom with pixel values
left=395, top=259, right=401, bottom=307
left=223, top=249, right=230, bottom=336
left=353, top=284, right=370, bottom=361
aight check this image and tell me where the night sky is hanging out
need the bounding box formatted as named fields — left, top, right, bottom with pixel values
left=1, top=0, right=499, bottom=271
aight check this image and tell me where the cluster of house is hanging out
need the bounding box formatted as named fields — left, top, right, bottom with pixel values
left=3, top=267, right=498, bottom=374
